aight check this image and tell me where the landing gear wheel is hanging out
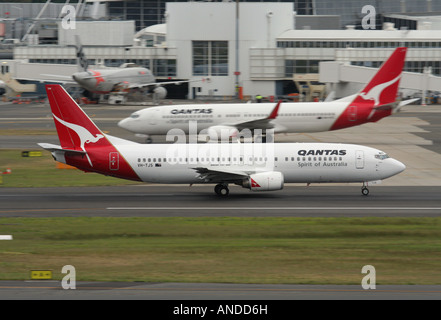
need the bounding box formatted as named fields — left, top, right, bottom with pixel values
left=145, top=137, right=153, bottom=144
left=361, top=187, right=369, bottom=196
left=214, top=184, right=229, bottom=196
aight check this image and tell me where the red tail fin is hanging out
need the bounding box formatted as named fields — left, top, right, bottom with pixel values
left=331, top=47, right=407, bottom=130
left=46, top=84, right=109, bottom=151
left=351, top=47, right=406, bottom=107
left=45, top=84, right=140, bottom=181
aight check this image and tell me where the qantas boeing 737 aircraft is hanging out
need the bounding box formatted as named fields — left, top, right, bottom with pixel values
left=39, top=85, right=405, bottom=196
left=118, top=47, right=414, bottom=143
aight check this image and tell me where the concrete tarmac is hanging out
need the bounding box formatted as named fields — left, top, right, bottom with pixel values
left=1, top=281, right=441, bottom=300
left=2, top=102, right=441, bottom=186
left=2, top=101, right=441, bottom=300
left=1, top=185, right=441, bottom=218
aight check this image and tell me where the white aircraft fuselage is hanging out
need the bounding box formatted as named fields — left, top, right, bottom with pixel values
left=118, top=47, right=410, bottom=139
left=72, top=67, right=156, bottom=94
left=112, top=140, right=404, bottom=185
left=118, top=100, right=359, bottom=135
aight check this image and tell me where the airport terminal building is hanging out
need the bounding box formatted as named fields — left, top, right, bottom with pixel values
left=2, top=1, right=441, bottom=101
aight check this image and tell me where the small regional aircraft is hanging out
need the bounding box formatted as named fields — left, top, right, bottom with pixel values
left=118, top=47, right=416, bottom=143
left=39, top=84, right=405, bottom=196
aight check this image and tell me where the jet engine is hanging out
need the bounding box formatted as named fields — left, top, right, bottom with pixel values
left=153, top=86, right=167, bottom=100
left=242, top=171, right=284, bottom=191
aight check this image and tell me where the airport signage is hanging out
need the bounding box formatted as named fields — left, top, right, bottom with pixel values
left=21, top=151, right=43, bottom=157
left=30, top=270, right=53, bottom=280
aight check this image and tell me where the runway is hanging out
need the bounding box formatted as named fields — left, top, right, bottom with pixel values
left=2, top=185, right=441, bottom=217
left=2, top=281, right=441, bottom=300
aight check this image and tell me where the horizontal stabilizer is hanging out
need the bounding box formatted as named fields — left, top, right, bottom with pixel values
left=397, top=98, right=420, bottom=110
left=333, top=94, right=357, bottom=103
left=37, top=143, right=86, bottom=154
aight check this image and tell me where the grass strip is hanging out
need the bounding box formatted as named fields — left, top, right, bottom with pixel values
left=1, top=217, right=441, bottom=284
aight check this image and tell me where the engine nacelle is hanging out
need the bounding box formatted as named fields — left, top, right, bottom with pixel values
left=207, top=125, right=239, bottom=140
left=243, top=171, right=284, bottom=191
left=153, top=86, right=167, bottom=100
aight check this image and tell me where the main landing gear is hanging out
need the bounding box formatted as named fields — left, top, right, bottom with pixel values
left=214, top=183, right=229, bottom=196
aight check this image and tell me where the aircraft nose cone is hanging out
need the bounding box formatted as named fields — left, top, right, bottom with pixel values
left=118, top=118, right=129, bottom=130
left=72, top=73, right=83, bottom=84
left=394, top=159, right=406, bottom=174
left=386, top=158, right=406, bottom=177
left=72, top=72, right=89, bottom=84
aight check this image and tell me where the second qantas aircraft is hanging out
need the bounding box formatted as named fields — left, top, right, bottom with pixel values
left=40, top=85, right=405, bottom=196
left=119, top=47, right=413, bottom=143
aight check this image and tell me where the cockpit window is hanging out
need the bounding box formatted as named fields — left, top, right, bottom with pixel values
left=375, top=153, right=389, bottom=160
left=130, top=113, right=140, bottom=119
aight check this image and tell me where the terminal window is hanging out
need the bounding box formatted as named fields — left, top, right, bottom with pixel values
left=193, top=41, right=228, bottom=76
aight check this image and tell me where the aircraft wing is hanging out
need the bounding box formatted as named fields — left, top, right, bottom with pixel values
left=228, top=100, right=282, bottom=131
left=128, top=79, right=201, bottom=89
left=193, top=167, right=253, bottom=183
left=15, top=75, right=77, bottom=85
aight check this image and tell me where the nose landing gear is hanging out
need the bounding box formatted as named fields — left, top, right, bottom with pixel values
left=361, top=187, right=369, bottom=196
left=361, top=182, right=369, bottom=196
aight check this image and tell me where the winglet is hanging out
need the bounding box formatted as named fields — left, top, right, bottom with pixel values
left=267, top=100, right=282, bottom=119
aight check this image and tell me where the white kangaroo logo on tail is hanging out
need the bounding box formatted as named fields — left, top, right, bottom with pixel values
left=53, top=114, right=104, bottom=167
left=359, top=74, right=401, bottom=106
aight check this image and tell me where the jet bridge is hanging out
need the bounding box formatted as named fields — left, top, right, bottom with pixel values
left=0, top=65, right=36, bottom=98
left=319, top=61, right=441, bottom=103
left=293, top=73, right=326, bottom=102
left=0, top=59, right=78, bottom=98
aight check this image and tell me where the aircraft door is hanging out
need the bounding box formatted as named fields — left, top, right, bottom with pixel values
left=355, top=150, right=364, bottom=169
left=348, top=105, right=357, bottom=121
left=109, top=152, right=119, bottom=171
